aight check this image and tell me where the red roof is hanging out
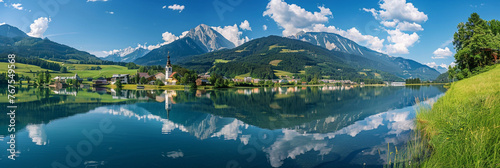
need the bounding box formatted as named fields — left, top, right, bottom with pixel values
left=138, top=73, right=150, bottom=78
left=169, top=72, right=178, bottom=78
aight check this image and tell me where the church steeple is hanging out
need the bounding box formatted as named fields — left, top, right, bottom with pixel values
left=165, top=51, right=173, bottom=82
left=166, top=51, right=171, bottom=67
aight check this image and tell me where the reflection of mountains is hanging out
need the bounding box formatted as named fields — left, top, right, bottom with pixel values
left=104, top=103, right=247, bottom=140
left=102, top=96, right=441, bottom=168
left=172, top=86, right=445, bottom=133
left=0, top=88, right=138, bottom=135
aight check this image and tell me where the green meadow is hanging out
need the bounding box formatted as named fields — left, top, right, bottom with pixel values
left=1, top=61, right=138, bottom=79
left=415, top=64, right=500, bottom=167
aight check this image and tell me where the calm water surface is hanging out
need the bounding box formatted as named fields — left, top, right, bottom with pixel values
left=0, top=85, right=446, bottom=168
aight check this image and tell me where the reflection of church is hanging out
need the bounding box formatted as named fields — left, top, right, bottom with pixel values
left=164, top=90, right=176, bottom=117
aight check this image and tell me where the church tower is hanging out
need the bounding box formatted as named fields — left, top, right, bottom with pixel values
left=165, top=51, right=172, bottom=82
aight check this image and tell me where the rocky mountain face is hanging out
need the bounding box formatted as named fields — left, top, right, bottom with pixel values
left=289, top=32, right=440, bottom=80
left=134, top=24, right=236, bottom=65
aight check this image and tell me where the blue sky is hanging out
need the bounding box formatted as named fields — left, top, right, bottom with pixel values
left=1, top=0, right=499, bottom=69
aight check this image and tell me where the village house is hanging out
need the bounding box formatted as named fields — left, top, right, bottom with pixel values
left=92, top=77, right=108, bottom=87
left=53, top=73, right=83, bottom=83
left=155, top=72, right=165, bottom=81
left=244, top=77, right=252, bottom=83
left=111, top=74, right=129, bottom=84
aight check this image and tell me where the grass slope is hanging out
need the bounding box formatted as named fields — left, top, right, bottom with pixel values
left=416, top=64, right=500, bottom=167
left=1, top=61, right=137, bottom=79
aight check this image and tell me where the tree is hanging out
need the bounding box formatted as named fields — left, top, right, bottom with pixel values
left=448, top=65, right=457, bottom=82
left=44, top=71, right=51, bottom=84
left=37, top=72, right=45, bottom=85
left=115, top=80, right=123, bottom=89
left=60, top=66, right=68, bottom=73
left=26, top=76, right=31, bottom=84
left=155, top=79, right=165, bottom=86
left=138, top=66, right=147, bottom=73
left=453, top=13, right=499, bottom=79
left=140, top=77, right=147, bottom=84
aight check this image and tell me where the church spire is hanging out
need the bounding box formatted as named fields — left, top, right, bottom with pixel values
left=166, top=51, right=171, bottom=67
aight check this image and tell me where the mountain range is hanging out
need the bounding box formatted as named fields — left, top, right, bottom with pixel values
left=102, top=46, right=151, bottom=63
left=134, top=24, right=235, bottom=65
left=0, top=24, right=102, bottom=63
left=289, top=31, right=441, bottom=80
left=177, top=35, right=403, bottom=80
left=0, top=23, right=440, bottom=81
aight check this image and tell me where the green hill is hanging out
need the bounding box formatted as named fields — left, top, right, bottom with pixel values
left=0, top=24, right=102, bottom=64
left=178, top=35, right=401, bottom=81
left=416, top=64, right=500, bottom=167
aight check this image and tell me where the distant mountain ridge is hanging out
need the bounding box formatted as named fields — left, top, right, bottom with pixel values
left=177, top=35, right=402, bottom=80
left=289, top=32, right=440, bottom=80
left=0, top=24, right=28, bottom=38
left=0, top=24, right=102, bottom=63
left=134, top=24, right=235, bottom=65
left=102, top=46, right=150, bottom=63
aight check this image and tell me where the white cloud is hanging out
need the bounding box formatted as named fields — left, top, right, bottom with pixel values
left=263, top=0, right=332, bottom=36
left=87, top=0, right=108, bottom=2
left=396, top=21, right=423, bottom=31
left=147, top=31, right=187, bottom=50
left=106, top=11, right=114, bottom=15
left=386, top=29, right=419, bottom=54
left=363, top=0, right=427, bottom=54
left=212, top=24, right=250, bottom=46
left=147, top=44, right=161, bottom=50
left=380, top=20, right=398, bottom=28
left=425, top=62, right=448, bottom=69
left=11, top=3, right=23, bottom=10
left=168, top=4, right=185, bottom=13
left=432, top=47, right=453, bottom=59
left=239, top=20, right=251, bottom=31
left=307, top=24, right=385, bottom=52
left=263, top=25, right=268, bottom=31
left=364, top=0, right=428, bottom=23
left=263, top=0, right=384, bottom=52
left=27, top=17, right=51, bottom=38
left=440, top=39, right=453, bottom=48
left=166, top=150, right=184, bottom=159
left=161, top=31, right=179, bottom=45
left=162, top=6, right=166, bottom=9
left=179, top=31, right=189, bottom=38
left=103, top=43, right=149, bottom=57
left=450, top=62, right=456, bottom=67
left=362, top=8, right=378, bottom=19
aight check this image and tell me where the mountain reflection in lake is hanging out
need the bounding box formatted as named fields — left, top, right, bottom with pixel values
left=0, top=85, right=446, bottom=168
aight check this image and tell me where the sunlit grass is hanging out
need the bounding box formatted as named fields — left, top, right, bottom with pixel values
left=412, top=64, right=500, bottom=167
left=269, top=60, right=282, bottom=66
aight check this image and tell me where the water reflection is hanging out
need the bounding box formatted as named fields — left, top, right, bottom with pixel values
left=26, top=124, right=47, bottom=145
left=0, top=85, right=446, bottom=167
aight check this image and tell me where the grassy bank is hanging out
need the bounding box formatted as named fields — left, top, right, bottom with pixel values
left=415, top=64, right=500, bottom=167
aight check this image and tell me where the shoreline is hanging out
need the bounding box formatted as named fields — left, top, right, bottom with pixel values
left=411, top=64, right=499, bottom=167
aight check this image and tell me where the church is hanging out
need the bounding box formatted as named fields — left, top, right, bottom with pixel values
left=164, top=52, right=178, bottom=85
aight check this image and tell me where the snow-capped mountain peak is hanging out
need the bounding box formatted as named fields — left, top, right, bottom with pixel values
left=183, top=24, right=236, bottom=52
left=102, top=44, right=151, bottom=62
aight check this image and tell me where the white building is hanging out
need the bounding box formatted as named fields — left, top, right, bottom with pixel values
left=111, top=74, right=129, bottom=84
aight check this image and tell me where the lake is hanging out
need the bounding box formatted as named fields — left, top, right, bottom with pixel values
left=0, top=85, right=446, bottom=168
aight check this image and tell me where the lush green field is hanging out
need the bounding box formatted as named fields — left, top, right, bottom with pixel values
left=57, top=61, right=137, bottom=78
left=0, top=62, right=56, bottom=77
left=3, top=61, right=138, bottom=79
left=416, top=64, right=500, bottom=167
